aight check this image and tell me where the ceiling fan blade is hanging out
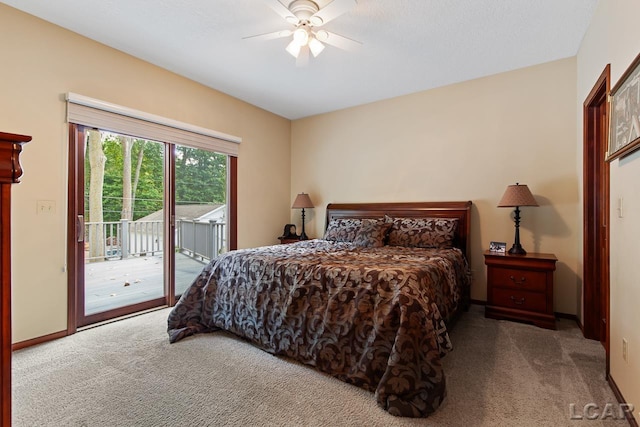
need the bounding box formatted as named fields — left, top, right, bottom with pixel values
left=315, top=30, right=362, bottom=51
left=296, top=45, right=310, bottom=67
left=262, top=0, right=299, bottom=23
left=243, top=30, right=292, bottom=41
left=309, top=0, right=357, bottom=26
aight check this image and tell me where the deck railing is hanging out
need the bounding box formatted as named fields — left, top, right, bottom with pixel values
left=85, top=219, right=226, bottom=262
left=176, top=220, right=226, bottom=261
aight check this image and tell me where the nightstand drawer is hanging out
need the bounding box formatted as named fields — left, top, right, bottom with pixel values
left=491, top=288, right=547, bottom=312
left=489, top=268, right=546, bottom=292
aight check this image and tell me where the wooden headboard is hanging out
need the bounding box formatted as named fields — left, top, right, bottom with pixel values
left=325, top=201, right=473, bottom=261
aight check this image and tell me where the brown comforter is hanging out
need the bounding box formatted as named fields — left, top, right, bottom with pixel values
left=167, top=239, right=471, bottom=417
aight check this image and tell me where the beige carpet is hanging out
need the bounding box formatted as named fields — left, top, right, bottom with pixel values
left=13, top=305, right=627, bottom=426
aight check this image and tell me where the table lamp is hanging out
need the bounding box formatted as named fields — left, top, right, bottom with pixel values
left=497, top=183, right=538, bottom=255
left=292, top=192, right=314, bottom=240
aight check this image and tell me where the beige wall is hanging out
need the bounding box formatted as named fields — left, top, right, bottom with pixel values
left=291, top=58, right=580, bottom=314
left=577, top=0, right=640, bottom=415
left=0, top=4, right=291, bottom=343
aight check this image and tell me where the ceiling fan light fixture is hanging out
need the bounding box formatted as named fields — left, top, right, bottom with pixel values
left=308, top=37, right=325, bottom=57
left=285, top=39, right=302, bottom=58
left=292, top=27, right=309, bottom=45
left=247, top=0, right=360, bottom=64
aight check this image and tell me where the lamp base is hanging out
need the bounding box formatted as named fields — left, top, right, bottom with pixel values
left=299, top=208, right=308, bottom=241
left=508, top=244, right=527, bottom=255
left=508, top=206, right=527, bottom=255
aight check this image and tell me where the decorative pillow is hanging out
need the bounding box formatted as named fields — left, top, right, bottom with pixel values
left=323, top=218, right=364, bottom=242
left=353, top=219, right=392, bottom=248
left=387, top=217, right=459, bottom=248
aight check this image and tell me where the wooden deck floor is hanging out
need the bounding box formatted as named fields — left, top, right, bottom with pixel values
left=84, top=252, right=208, bottom=315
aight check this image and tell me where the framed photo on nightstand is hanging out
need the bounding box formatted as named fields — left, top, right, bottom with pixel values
left=489, top=241, right=506, bottom=253
left=281, top=224, right=298, bottom=239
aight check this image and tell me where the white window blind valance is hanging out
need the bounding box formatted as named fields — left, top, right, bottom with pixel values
left=66, top=92, right=240, bottom=156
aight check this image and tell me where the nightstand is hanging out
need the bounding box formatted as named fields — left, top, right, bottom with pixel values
left=484, top=251, right=557, bottom=329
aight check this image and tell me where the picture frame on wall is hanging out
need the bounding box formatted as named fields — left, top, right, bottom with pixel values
left=607, top=51, right=640, bottom=161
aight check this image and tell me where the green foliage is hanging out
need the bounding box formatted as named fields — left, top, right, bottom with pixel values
left=175, top=146, right=227, bottom=205
left=85, top=132, right=226, bottom=222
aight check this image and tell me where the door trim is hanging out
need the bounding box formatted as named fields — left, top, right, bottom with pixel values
left=165, top=140, right=176, bottom=307
left=582, top=64, right=610, bottom=370
left=67, top=123, right=84, bottom=335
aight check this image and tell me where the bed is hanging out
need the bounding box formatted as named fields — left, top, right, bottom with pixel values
left=168, top=201, right=472, bottom=417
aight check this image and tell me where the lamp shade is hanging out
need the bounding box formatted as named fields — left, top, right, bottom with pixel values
left=292, top=192, right=314, bottom=209
left=286, top=39, right=302, bottom=58
left=497, top=184, right=538, bottom=207
left=308, top=37, right=325, bottom=57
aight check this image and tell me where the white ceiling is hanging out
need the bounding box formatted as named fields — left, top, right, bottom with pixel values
left=3, top=0, right=598, bottom=120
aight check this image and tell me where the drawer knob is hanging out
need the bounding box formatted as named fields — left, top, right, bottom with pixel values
left=510, top=296, right=526, bottom=305
left=509, top=275, right=526, bottom=285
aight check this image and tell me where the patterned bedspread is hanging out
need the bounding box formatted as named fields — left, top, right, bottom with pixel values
left=167, top=239, right=471, bottom=417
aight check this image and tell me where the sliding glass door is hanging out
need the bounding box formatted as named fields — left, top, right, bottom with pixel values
left=69, top=125, right=232, bottom=328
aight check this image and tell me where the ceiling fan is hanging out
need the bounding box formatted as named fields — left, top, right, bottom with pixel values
left=245, top=0, right=361, bottom=66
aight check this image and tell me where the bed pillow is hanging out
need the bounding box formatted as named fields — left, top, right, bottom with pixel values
left=353, top=219, right=392, bottom=248
left=387, top=217, right=458, bottom=248
left=323, top=218, right=364, bottom=242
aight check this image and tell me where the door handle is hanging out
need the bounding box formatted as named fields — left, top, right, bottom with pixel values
left=77, top=215, right=84, bottom=242
left=509, top=275, right=526, bottom=286
left=510, top=296, right=526, bottom=305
